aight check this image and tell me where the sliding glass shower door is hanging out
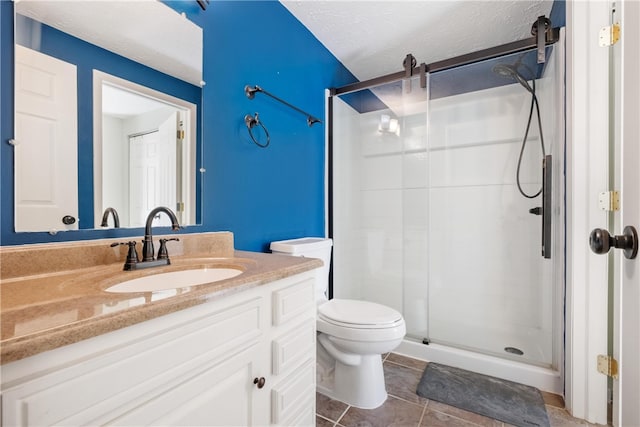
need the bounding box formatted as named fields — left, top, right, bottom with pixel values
left=331, top=46, right=564, bottom=368
left=331, top=75, right=430, bottom=339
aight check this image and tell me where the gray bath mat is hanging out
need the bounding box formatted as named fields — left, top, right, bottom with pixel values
left=416, top=363, right=550, bottom=427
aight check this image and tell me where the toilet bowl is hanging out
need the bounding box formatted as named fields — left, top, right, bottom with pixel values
left=317, top=298, right=406, bottom=408
left=270, top=238, right=406, bottom=409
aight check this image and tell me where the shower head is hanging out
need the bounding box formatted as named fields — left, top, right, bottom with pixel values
left=492, top=64, right=534, bottom=94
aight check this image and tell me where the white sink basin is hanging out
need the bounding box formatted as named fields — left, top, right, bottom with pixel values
left=105, top=267, right=243, bottom=293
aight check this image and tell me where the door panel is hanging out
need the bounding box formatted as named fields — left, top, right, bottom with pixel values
left=128, top=133, right=158, bottom=227
left=614, top=1, right=640, bottom=425
left=128, top=112, right=177, bottom=227
left=14, top=46, right=78, bottom=232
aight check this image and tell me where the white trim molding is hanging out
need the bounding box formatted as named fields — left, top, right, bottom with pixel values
left=565, top=0, right=611, bottom=424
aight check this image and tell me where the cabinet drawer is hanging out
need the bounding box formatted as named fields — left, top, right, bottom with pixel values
left=272, top=320, right=315, bottom=376
left=272, top=278, right=314, bottom=327
left=271, top=358, right=315, bottom=425
left=282, top=396, right=315, bottom=427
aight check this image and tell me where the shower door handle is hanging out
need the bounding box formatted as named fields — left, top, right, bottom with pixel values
left=541, top=155, right=552, bottom=259
left=589, top=226, right=638, bottom=259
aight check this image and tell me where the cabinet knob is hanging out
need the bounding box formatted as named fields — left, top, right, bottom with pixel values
left=253, top=377, right=266, bottom=389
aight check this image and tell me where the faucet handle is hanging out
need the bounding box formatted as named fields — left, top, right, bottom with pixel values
left=157, top=238, right=180, bottom=260
left=110, top=241, right=140, bottom=270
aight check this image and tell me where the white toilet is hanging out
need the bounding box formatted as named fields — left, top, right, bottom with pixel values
left=270, top=237, right=406, bottom=409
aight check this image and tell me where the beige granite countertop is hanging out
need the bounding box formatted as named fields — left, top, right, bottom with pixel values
left=0, top=232, right=322, bottom=364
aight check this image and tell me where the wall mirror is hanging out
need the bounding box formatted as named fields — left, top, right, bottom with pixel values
left=13, top=0, right=203, bottom=232
left=94, top=71, right=198, bottom=228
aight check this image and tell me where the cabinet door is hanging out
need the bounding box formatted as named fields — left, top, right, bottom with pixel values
left=108, top=344, right=266, bottom=426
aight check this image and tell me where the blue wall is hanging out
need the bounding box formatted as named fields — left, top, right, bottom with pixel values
left=0, top=1, right=356, bottom=250
left=201, top=1, right=355, bottom=251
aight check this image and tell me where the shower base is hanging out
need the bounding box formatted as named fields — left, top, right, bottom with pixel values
left=395, top=338, right=562, bottom=394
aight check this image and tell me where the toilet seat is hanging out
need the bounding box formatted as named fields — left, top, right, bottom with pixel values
left=318, top=299, right=403, bottom=329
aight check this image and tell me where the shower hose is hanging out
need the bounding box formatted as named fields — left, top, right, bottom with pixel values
left=517, top=79, right=546, bottom=199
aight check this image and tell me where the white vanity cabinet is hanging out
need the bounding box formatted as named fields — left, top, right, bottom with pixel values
left=0, top=271, right=317, bottom=426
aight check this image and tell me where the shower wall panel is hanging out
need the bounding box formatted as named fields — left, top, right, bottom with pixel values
left=427, top=84, right=553, bottom=365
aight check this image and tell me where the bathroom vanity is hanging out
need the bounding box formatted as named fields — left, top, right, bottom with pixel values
left=0, top=232, right=320, bottom=426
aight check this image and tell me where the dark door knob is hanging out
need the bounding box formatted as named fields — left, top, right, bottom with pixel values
left=62, top=215, right=76, bottom=225
left=253, top=377, right=266, bottom=389
left=589, top=226, right=638, bottom=259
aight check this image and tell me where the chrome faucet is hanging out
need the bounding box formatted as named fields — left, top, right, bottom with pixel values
left=100, top=207, right=120, bottom=228
left=142, top=206, right=181, bottom=262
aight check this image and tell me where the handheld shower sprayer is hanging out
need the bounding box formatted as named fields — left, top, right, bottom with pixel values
left=492, top=62, right=546, bottom=199
left=492, top=64, right=534, bottom=95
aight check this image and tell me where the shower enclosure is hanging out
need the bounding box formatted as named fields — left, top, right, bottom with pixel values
left=329, top=33, right=565, bottom=393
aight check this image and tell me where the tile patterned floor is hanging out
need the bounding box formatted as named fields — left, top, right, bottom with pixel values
left=316, top=353, right=604, bottom=427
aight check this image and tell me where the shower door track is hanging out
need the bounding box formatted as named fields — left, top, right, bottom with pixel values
left=329, top=27, right=560, bottom=96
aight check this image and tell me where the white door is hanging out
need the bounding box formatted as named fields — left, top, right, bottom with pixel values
left=613, top=1, right=640, bottom=425
left=129, top=132, right=160, bottom=227
left=128, top=113, right=178, bottom=227
left=129, top=133, right=151, bottom=227
left=14, top=45, right=78, bottom=232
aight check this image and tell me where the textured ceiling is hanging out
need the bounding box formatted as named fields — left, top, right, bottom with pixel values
left=281, top=1, right=553, bottom=82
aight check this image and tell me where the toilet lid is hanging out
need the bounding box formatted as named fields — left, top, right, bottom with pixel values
left=318, top=299, right=403, bottom=328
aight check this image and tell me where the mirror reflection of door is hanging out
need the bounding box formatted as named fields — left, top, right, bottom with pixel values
left=96, top=72, right=196, bottom=228
left=128, top=113, right=178, bottom=227
left=14, top=46, right=79, bottom=232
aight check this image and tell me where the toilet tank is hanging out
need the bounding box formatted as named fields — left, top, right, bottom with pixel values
left=270, top=237, right=332, bottom=301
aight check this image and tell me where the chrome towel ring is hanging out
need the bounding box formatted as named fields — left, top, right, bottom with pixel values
left=244, top=113, right=270, bottom=148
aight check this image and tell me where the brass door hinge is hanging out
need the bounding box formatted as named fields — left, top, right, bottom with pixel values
left=176, top=201, right=185, bottom=212
left=176, top=130, right=185, bottom=140
left=597, top=354, right=619, bottom=379
left=599, top=191, right=620, bottom=211
left=599, top=23, right=621, bottom=47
